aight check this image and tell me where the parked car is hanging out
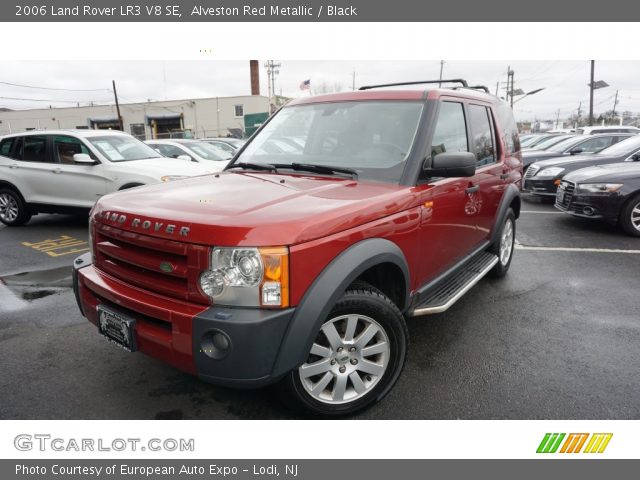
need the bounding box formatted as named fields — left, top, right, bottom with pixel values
left=522, top=134, right=576, bottom=152
left=520, top=135, right=547, bottom=148
left=201, top=137, right=247, bottom=156
left=73, top=79, right=523, bottom=417
left=555, top=162, right=640, bottom=236
left=523, top=134, right=640, bottom=198
left=0, top=130, right=216, bottom=226
left=575, top=125, right=640, bottom=135
left=145, top=139, right=232, bottom=168
left=521, top=133, right=633, bottom=171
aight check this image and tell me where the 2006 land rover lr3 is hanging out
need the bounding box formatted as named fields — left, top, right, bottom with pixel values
left=73, top=80, right=522, bottom=416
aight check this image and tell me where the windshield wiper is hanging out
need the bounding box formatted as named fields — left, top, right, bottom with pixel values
left=227, top=162, right=278, bottom=173
left=289, top=163, right=358, bottom=178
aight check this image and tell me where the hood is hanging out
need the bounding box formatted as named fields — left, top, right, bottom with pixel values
left=564, top=162, right=640, bottom=184
left=115, top=157, right=219, bottom=177
left=531, top=153, right=630, bottom=172
left=93, top=171, right=415, bottom=246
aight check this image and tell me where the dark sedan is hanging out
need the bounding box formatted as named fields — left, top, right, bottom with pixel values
left=521, top=133, right=633, bottom=172
left=555, top=162, right=640, bottom=236
left=522, top=135, right=640, bottom=198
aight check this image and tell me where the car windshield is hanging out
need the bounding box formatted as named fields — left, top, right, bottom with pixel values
left=547, top=136, right=585, bottom=153
left=88, top=135, right=162, bottom=162
left=183, top=142, right=231, bottom=161
left=520, top=136, right=543, bottom=147
left=596, top=135, right=640, bottom=157
left=232, top=101, right=424, bottom=183
left=532, top=135, right=574, bottom=150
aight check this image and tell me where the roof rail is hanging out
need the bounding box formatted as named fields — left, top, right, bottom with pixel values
left=359, top=79, right=468, bottom=90
left=467, top=85, right=491, bottom=93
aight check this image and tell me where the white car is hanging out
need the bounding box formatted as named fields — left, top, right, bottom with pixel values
left=575, top=125, right=640, bottom=135
left=145, top=139, right=232, bottom=167
left=0, top=129, right=217, bottom=226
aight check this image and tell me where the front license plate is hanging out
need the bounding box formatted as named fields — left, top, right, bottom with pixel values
left=556, top=190, right=565, bottom=204
left=97, top=305, right=137, bottom=352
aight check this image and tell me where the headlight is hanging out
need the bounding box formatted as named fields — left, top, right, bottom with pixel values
left=199, top=247, right=289, bottom=308
left=160, top=175, right=189, bottom=182
left=576, top=183, right=623, bottom=193
left=537, top=167, right=565, bottom=177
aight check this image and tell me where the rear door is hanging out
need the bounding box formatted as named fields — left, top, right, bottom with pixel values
left=10, top=134, right=62, bottom=205
left=466, top=103, right=504, bottom=240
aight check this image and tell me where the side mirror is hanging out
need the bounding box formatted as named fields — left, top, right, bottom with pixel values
left=569, top=148, right=583, bottom=155
left=177, top=155, right=193, bottom=161
left=631, top=153, right=640, bottom=162
left=423, top=152, right=476, bottom=178
left=73, top=153, right=96, bottom=165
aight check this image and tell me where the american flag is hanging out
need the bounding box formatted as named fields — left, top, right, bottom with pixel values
left=299, top=79, right=311, bottom=90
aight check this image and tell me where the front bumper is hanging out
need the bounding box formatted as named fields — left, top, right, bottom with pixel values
left=554, top=191, right=623, bottom=221
left=73, top=254, right=295, bottom=388
left=522, top=177, right=559, bottom=196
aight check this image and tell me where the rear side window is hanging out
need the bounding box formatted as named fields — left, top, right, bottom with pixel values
left=496, top=102, right=520, bottom=154
left=431, top=101, right=468, bottom=158
left=469, top=105, right=496, bottom=166
left=19, top=135, right=50, bottom=163
left=0, top=138, right=15, bottom=157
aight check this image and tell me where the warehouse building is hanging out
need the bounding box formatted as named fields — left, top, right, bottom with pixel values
left=0, top=95, right=270, bottom=140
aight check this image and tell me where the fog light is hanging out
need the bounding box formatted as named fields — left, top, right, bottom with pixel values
left=201, top=330, right=232, bottom=360
left=583, top=206, right=595, bottom=216
left=261, top=281, right=282, bottom=306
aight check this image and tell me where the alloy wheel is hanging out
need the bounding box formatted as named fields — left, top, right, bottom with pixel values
left=499, top=217, right=514, bottom=266
left=0, top=193, right=19, bottom=223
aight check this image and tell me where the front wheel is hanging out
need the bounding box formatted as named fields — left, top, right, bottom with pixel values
left=281, top=283, right=408, bottom=417
left=0, top=188, right=31, bottom=226
left=620, top=193, right=640, bottom=237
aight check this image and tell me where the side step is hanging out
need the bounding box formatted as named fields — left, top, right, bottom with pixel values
left=410, top=251, right=498, bottom=316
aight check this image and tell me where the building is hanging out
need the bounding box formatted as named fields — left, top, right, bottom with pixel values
left=0, top=95, right=270, bottom=140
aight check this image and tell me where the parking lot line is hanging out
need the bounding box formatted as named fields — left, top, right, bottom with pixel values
left=515, top=244, right=640, bottom=254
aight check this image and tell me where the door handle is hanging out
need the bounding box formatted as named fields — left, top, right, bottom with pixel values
left=465, top=185, right=480, bottom=194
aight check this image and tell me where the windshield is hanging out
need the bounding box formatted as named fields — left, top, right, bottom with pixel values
left=88, top=135, right=162, bottom=162
left=233, top=101, right=423, bottom=183
left=532, top=135, right=574, bottom=150
left=547, top=136, right=585, bottom=153
left=183, top=142, right=231, bottom=161
left=596, top=135, right=640, bottom=157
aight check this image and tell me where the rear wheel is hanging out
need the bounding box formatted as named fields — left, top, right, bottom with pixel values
left=0, top=188, right=31, bottom=226
left=620, top=193, right=640, bottom=237
left=281, top=283, right=408, bottom=417
left=490, top=208, right=516, bottom=277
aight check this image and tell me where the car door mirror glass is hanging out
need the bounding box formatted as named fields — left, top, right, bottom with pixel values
left=569, top=148, right=583, bottom=155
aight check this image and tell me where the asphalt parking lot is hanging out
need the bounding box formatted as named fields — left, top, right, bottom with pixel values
left=1, top=199, right=639, bottom=420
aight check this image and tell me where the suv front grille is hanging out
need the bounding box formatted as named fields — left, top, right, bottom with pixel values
left=93, top=222, right=210, bottom=305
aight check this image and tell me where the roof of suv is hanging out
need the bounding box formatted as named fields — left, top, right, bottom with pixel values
left=0, top=129, right=132, bottom=139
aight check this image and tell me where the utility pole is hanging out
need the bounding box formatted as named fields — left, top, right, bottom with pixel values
left=589, top=60, right=595, bottom=126
left=438, top=60, right=445, bottom=87
left=264, top=60, right=281, bottom=113
left=612, top=89, right=619, bottom=121
left=507, top=66, right=515, bottom=107
left=352, top=71, right=356, bottom=91
left=112, top=80, right=123, bottom=131
left=555, top=109, right=561, bottom=129
left=495, top=81, right=499, bottom=96
left=576, top=101, right=582, bottom=128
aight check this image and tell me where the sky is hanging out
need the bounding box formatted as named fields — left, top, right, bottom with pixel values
left=1, top=60, right=639, bottom=122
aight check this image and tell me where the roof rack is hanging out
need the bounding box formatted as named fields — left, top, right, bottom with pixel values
left=359, top=79, right=468, bottom=90
left=466, top=85, right=491, bottom=93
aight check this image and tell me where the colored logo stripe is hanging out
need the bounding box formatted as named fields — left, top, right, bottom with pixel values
left=560, top=433, right=589, bottom=453
left=537, top=433, right=566, bottom=453
left=583, top=433, right=613, bottom=453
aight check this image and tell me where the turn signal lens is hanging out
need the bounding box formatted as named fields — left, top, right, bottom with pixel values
left=259, top=247, right=290, bottom=308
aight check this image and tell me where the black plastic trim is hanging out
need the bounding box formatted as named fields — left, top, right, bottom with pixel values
left=490, top=184, right=521, bottom=245
left=72, top=252, right=93, bottom=316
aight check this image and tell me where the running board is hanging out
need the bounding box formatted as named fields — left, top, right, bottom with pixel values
left=410, top=252, right=499, bottom=316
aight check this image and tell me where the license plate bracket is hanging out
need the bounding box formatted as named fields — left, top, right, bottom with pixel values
left=97, top=305, right=137, bottom=352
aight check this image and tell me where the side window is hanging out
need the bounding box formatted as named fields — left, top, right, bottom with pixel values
left=496, top=102, right=520, bottom=154
left=431, top=101, right=468, bottom=158
left=53, top=135, right=94, bottom=164
left=469, top=105, right=496, bottom=166
left=579, top=137, right=614, bottom=153
left=0, top=138, right=15, bottom=157
left=20, top=135, right=50, bottom=163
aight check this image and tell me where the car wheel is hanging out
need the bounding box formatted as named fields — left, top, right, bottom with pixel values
left=620, top=193, right=640, bottom=237
left=0, top=188, right=31, bottom=226
left=490, top=208, right=516, bottom=277
left=281, top=283, right=408, bottom=417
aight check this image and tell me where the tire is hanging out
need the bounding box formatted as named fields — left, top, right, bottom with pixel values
left=490, top=208, right=516, bottom=277
left=0, top=188, right=32, bottom=226
left=620, top=193, right=640, bottom=237
left=281, top=282, right=408, bottom=417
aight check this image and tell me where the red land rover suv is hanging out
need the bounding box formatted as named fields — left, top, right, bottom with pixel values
left=73, top=79, right=522, bottom=416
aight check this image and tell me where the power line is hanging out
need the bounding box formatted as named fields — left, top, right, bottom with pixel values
left=0, top=80, right=110, bottom=92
